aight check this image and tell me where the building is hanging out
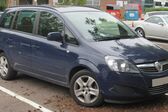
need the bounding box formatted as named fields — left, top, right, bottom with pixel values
left=154, top=0, right=168, bottom=7
left=127, top=0, right=154, bottom=11
left=86, top=0, right=116, bottom=10
left=7, top=0, right=54, bottom=7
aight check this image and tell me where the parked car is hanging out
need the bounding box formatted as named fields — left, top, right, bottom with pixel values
left=133, top=15, right=168, bottom=40
left=144, top=11, right=168, bottom=19
left=0, top=12, right=3, bottom=18
left=1, top=6, right=168, bottom=107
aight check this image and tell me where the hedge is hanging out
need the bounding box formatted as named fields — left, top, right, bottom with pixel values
left=0, top=0, right=7, bottom=11
left=145, top=8, right=168, bottom=13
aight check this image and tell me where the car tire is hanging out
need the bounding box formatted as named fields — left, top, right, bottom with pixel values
left=70, top=69, right=104, bottom=107
left=0, top=53, right=17, bottom=80
left=135, top=28, right=145, bottom=38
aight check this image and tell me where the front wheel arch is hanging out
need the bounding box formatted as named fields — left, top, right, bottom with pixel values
left=68, top=59, right=100, bottom=85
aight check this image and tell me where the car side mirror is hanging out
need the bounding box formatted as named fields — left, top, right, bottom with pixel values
left=158, top=22, right=165, bottom=26
left=47, top=32, right=63, bottom=42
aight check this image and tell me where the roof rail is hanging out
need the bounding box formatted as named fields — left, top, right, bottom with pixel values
left=9, top=5, right=56, bottom=10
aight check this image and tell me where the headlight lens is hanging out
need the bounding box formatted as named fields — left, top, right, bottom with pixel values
left=105, top=56, right=140, bottom=73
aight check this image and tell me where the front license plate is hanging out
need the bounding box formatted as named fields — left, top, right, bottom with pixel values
left=152, top=76, right=168, bottom=87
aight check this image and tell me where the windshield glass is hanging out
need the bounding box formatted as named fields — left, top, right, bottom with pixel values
left=163, top=16, right=168, bottom=24
left=64, top=11, right=137, bottom=41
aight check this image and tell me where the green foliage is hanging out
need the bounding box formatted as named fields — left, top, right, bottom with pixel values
left=58, top=0, right=86, bottom=6
left=71, top=0, right=86, bottom=6
left=145, top=8, right=168, bottom=13
left=0, top=0, right=7, bottom=11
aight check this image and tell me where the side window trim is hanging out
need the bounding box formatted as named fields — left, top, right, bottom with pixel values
left=10, top=10, right=18, bottom=29
left=64, top=25, right=79, bottom=46
left=34, top=11, right=41, bottom=35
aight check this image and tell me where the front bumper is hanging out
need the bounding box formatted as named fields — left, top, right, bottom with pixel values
left=97, top=67, right=168, bottom=102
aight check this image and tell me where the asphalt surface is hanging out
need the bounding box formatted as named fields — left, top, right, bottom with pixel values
left=0, top=39, right=168, bottom=112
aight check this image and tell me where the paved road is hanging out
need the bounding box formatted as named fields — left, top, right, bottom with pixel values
left=0, top=40, right=168, bottom=112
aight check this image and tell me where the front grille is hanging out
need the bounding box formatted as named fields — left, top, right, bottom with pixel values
left=137, top=60, right=168, bottom=73
left=139, top=67, right=158, bottom=73
left=148, top=84, right=168, bottom=95
left=163, top=64, right=168, bottom=71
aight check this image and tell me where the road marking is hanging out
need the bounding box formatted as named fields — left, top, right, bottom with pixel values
left=0, top=86, right=54, bottom=112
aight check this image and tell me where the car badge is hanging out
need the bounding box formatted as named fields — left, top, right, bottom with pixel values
left=155, top=61, right=162, bottom=72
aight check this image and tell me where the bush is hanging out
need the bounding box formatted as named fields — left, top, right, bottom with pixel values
left=0, top=0, right=7, bottom=11
left=58, top=0, right=86, bottom=6
left=145, top=7, right=168, bottom=13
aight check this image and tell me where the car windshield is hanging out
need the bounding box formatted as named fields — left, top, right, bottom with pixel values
left=64, top=11, right=137, bottom=42
left=163, top=16, right=168, bottom=24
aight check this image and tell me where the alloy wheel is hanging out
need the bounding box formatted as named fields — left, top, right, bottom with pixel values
left=136, top=28, right=144, bottom=37
left=0, top=56, right=8, bottom=77
left=74, top=75, right=100, bottom=104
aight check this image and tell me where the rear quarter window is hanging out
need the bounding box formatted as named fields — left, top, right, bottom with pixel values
left=0, top=11, right=15, bottom=29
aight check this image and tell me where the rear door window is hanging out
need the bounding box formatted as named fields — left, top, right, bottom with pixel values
left=14, top=10, right=37, bottom=33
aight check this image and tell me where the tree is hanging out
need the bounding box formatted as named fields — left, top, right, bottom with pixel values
left=0, top=0, right=7, bottom=11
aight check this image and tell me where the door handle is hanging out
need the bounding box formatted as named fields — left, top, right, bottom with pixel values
left=31, top=45, right=40, bottom=49
left=7, top=38, right=13, bottom=41
left=20, top=43, right=31, bottom=47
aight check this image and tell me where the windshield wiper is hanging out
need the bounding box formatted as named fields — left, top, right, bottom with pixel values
left=94, top=37, right=116, bottom=41
left=94, top=35, right=137, bottom=41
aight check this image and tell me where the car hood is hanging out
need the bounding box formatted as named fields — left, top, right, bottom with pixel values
left=90, top=38, right=168, bottom=64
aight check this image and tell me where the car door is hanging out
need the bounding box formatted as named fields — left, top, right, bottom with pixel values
left=31, top=11, right=79, bottom=83
left=143, top=16, right=166, bottom=38
left=11, top=9, right=37, bottom=71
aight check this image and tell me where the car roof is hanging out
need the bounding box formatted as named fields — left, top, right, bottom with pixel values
left=7, top=5, right=101, bottom=13
left=56, top=6, right=100, bottom=12
left=146, top=11, right=168, bottom=14
left=152, top=15, right=168, bottom=18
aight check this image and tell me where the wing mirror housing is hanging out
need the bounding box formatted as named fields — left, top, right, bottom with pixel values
left=158, top=22, right=165, bottom=26
left=47, top=32, right=63, bottom=42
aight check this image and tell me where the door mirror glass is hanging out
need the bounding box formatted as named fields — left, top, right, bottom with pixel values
left=47, top=32, right=63, bottom=42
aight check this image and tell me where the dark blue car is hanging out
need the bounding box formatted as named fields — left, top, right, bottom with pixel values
left=0, top=6, right=168, bottom=107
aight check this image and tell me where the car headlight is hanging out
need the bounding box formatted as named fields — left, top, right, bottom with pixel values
left=105, top=56, right=140, bottom=73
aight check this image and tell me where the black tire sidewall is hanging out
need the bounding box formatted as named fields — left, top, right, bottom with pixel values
left=70, top=69, right=103, bottom=107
